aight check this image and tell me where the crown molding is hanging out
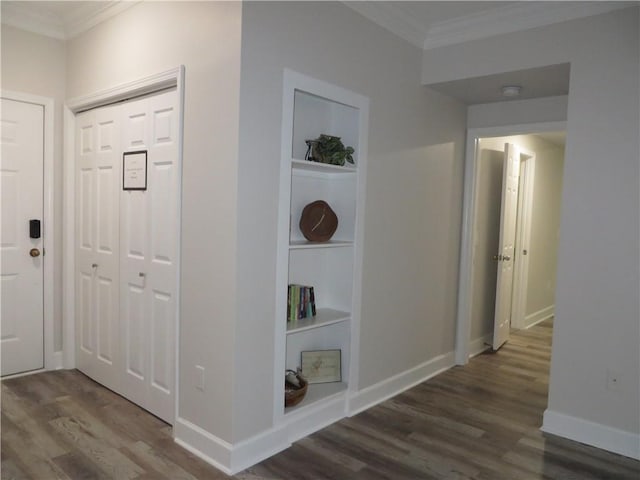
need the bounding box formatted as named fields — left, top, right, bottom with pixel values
left=64, top=1, right=139, bottom=39
left=343, top=1, right=427, bottom=49
left=0, top=1, right=139, bottom=40
left=423, top=1, right=634, bottom=50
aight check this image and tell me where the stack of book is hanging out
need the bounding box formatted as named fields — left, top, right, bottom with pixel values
left=287, top=284, right=316, bottom=322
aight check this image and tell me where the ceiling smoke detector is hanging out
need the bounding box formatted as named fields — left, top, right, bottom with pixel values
left=501, top=85, right=522, bottom=98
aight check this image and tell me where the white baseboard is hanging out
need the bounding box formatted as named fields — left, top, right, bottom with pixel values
left=173, top=417, right=290, bottom=476
left=175, top=352, right=457, bottom=474
left=525, top=304, right=554, bottom=329
left=174, top=417, right=233, bottom=475
left=469, top=334, right=492, bottom=358
left=542, top=409, right=640, bottom=460
left=347, top=351, right=455, bottom=416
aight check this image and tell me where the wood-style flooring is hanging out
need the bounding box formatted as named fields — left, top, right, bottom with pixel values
left=2, top=320, right=639, bottom=479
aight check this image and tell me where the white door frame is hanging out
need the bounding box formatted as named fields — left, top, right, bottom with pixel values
left=455, top=120, right=566, bottom=364
left=62, top=67, right=185, bottom=421
left=1, top=90, right=59, bottom=373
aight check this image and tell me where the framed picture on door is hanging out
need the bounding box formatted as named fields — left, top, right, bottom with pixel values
left=123, top=150, right=147, bottom=190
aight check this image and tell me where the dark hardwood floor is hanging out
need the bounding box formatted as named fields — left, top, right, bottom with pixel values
left=3, top=320, right=639, bottom=479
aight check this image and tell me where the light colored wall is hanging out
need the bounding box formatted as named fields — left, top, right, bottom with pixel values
left=1, top=25, right=66, bottom=351
left=471, top=134, right=564, bottom=340
left=235, top=1, right=467, bottom=441
left=425, top=8, right=639, bottom=439
left=66, top=1, right=243, bottom=441
left=526, top=138, right=564, bottom=318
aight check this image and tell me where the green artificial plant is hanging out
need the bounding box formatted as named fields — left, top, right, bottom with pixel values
left=305, top=134, right=355, bottom=166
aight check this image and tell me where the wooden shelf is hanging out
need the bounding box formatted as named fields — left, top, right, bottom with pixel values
left=284, top=382, right=348, bottom=415
left=292, top=158, right=356, bottom=174
left=286, top=308, right=350, bottom=334
left=289, top=240, right=353, bottom=250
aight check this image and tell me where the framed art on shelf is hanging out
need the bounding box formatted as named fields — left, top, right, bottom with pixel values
left=301, top=349, right=341, bottom=384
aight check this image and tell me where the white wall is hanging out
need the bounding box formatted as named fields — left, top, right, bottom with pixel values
left=471, top=134, right=564, bottom=340
left=66, top=1, right=243, bottom=442
left=235, top=1, right=467, bottom=442
left=424, top=7, right=640, bottom=453
left=1, top=25, right=66, bottom=351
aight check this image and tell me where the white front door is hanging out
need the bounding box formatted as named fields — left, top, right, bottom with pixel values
left=492, top=143, right=520, bottom=350
left=75, top=89, right=178, bottom=423
left=1, top=98, right=45, bottom=376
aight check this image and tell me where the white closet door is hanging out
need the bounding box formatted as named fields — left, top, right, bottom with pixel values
left=75, top=106, right=121, bottom=391
left=120, top=89, right=179, bottom=423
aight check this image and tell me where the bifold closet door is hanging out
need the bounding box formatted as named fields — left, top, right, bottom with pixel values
left=75, top=89, right=178, bottom=424
left=75, top=105, right=122, bottom=392
left=120, top=90, right=179, bottom=423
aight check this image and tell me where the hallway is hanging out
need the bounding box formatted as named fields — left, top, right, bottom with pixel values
left=2, top=320, right=639, bottom=479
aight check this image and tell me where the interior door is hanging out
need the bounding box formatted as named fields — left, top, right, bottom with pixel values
left=75, top=105, right=121, bottom=390
left=120, top=90, right=178, bottom=423
left=1, top=98, right=45, bottom=376
left=492, top=143, right=520, bottom=350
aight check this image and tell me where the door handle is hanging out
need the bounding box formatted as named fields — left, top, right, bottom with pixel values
left=29, top=248, right=40, bottom=258
left=493, top=254, right=503, bottom=261
left=503, top=255, right=511, bottom=261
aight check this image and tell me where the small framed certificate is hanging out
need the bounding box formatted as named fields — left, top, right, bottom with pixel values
left=301, top=349, right=341, bottom=384
left=123, top=151, right=147, bottom=190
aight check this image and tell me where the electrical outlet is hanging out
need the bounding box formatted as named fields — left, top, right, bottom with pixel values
left=196, top=365, right=205, bottom=391
left=606, top=368, right=620, bottom=391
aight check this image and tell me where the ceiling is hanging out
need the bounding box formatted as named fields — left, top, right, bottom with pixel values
left=1, top=1, right=636, bottom=106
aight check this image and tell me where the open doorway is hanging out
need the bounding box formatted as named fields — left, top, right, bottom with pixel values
left=458, top=128, right=565, bottom=359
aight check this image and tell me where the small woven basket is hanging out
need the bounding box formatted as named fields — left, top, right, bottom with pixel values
left=285, top=371, right=308, bottom=408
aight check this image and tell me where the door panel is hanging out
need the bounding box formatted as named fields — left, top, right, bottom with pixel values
left=151, top=291, right=172, bottom=393
left=1, top=98, right=44, bottom=376
left=120, top=90, right=178, bottom=423
left=75, top=106, right=121, bottom=390
left=79, top=271, right=93, bottom=353
left=492, top=143, right=520, bottom=350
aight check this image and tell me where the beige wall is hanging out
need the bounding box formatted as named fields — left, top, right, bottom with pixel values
left=1, top=25, right=66, bottom=351
left=472, top=135, right=564, bottom=341
left=235, top=1, right=467, bottom=441
left=66, top=1, right=243, bottom=441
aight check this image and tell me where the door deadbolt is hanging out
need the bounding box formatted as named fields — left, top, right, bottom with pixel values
left=29, top=248, right=41, bottom=258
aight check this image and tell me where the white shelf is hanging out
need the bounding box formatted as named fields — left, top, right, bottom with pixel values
left=284, top=382, right=348, bottom=415
left=289, top=240, right=353, bottom=250
left=292, top=158, right=356, bottom=174
left=286, top=308, right=350, bottom=334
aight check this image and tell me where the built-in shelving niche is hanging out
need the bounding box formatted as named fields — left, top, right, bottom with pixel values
left=275, top=69, right=369, bottom=441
